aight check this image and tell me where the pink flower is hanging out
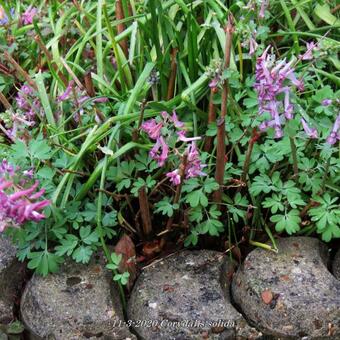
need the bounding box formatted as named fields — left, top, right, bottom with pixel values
left=326, top=114, right=340, bottom=145
left=249, top=36, right=258, bottom=56
left=185, top=142, right=206, bottom=179
left=21, top=6, right=38, bottom=25
left=209, top=77, right=219, bottom=89
left=322, top=99, right=332, bottom=107
left=0, top=165, right=50, bottom=233
left=149, top=136, right=168, bottom=166
left=254, top=46, right=303, bottom=138
left=58, top=80, right=75, bottom=102
left=170, top=111, right=184, bottom=128
left=299, top=42, right=318, bottom=61
left=177, top=131, right=201, bottom=143
left=141, top=119, right=163, bottom=140
left=166, top=169, right=181, bottom=185
left=301, top=118, right=318, bottom=139
left=259, top=0, right=269, bottom=18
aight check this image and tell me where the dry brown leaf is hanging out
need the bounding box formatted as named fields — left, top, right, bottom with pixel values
left=114, top=234, right=137, bottom=290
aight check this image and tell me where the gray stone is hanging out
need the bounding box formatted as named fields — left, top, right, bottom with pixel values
left=0, top=235, right=25, bottom=324
left=232, top=237, right=340, bottom=339
left=332, top=249, right=340, bottom=280
left=128, top=250, right=262, bottom=339
left=20, top=255, right=136, bottom=340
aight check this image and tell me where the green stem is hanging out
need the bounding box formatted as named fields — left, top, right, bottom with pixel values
left=279, top=0, right=300, bottom=55
left=249, top=240, right=278, bottom=253
left=97, top=130, right=127, bottom=311
left=289, top=137, right=299, bottom=182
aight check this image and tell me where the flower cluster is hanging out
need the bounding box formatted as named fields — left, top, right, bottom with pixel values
left=3, top=84, right=42, bottom=139
left=206, top=60, right=223, bottom=91
left=254, top=46, right=304, bottom=138
left=141, top=112, right=205, bottom=185
left=0, top=160, right=50, bottom=233
left=326, top=114, right=340, bottom=145
left=299, top=41, right=319, bottom=61
left=58, top=80, right=107, bottom=122
left=21, top=6, right=38, bottom=25
left=0, top=6, right=14, bottom=25
left=244, top=0, right=269, bottom=18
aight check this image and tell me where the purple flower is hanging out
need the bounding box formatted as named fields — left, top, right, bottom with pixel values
left=177, top=131, right=201, bottom=143
left=58, top=80, right=75, bottom=102
left=92, top=97, right=108, bottom=103
left=0, top=7, right=14, bottom=25
left=185, top=142, right=206, bottom=179
left=0, top=164, right=50, bottom=233
left=209, top=77, right=219, bottom=90
left=141, top=119, right=163, bottom=140
left=166, top=169, right=181, bottom=185
left=21, top=6, right=38, bottom=25
left=254, top=46, right=303, bottom=138
left=259, top=0, right=269, bottom=18
left=170, top=111, right=185, bottom=128
left=322, top=99, right=332, bottom=107
left=249, top=36, right=258, bottom=56
left=0, top=160, right=15, bottom=177
left=326, top=114, right=340, bottom=145
left=299, top=42, right=319, bottom=61
left=301, top=118, right=318, bottom=139
left=166, top=142, right=206, bottom=186
left=149, top=136, right=169, bottom=166
left=8, top=84, right=42, bottom=138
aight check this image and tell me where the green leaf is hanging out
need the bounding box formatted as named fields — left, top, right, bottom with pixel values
left=263, top=194, right=284, bottom=213
left=6, top=320, right=25, bottom=335
left=28, top=251, right=62, bottom=276
left=55, top=235, right=79, bottom=256
left=154, top=198, right=176, bottom=217
left=185, top=189, right=208, bottom=207
left=250, top=174, right=274, bottom=196
left=203, top=178, right=219, bottom=193
left=111, top=252, right=122, bottom=266
left=184, top=231, right=198, bottom=246
left=28, top=138, right=52, bottom=160
left=11, top=140, right=28, bottom=159
left=102, top=210, right=118, bottom=227
left=182, top=178, right=200, bottom=192
left=72, top=246, right=93, bottom=264
left=80, top=226, right=99, bottom=245
left=188, top=207, right=203, bottom=222
left=197, top=219, right=224, bottom=236
left=271, top=210, right=301, bottom=235
left=314, top=4, right=340, bottom=26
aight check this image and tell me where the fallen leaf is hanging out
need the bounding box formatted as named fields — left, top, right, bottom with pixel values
left=115, top=234, right=137, bottom=290
left=261, top=289, right=273, bottom=304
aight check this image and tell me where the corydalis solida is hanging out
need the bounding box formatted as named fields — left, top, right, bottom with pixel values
left=141, top=112, right=206, bottom=185
left=0, top=160, right=50, bottom=233
left=254, top=46, right=304, bottom=138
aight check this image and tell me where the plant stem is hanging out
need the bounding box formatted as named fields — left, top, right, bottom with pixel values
left=4, top=51, right=37, bottom=90
left=165, top=154, right=188, bottom=230
left=214, top=14, right=233, bottom=204
left=289, top=136, right=299, bottom=182
left=138, top=186, right=152, bottom=238
left=240, top=129, right=259, bottom=185
left=249, top=240, right=278, bottom=253
left=167, top=48, right=178, bottom=100
left=204, top=88, right=216, bottom=153
left=97, top=131, right=127, bottom=311
left=116, top=0, right=129, bottom=57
